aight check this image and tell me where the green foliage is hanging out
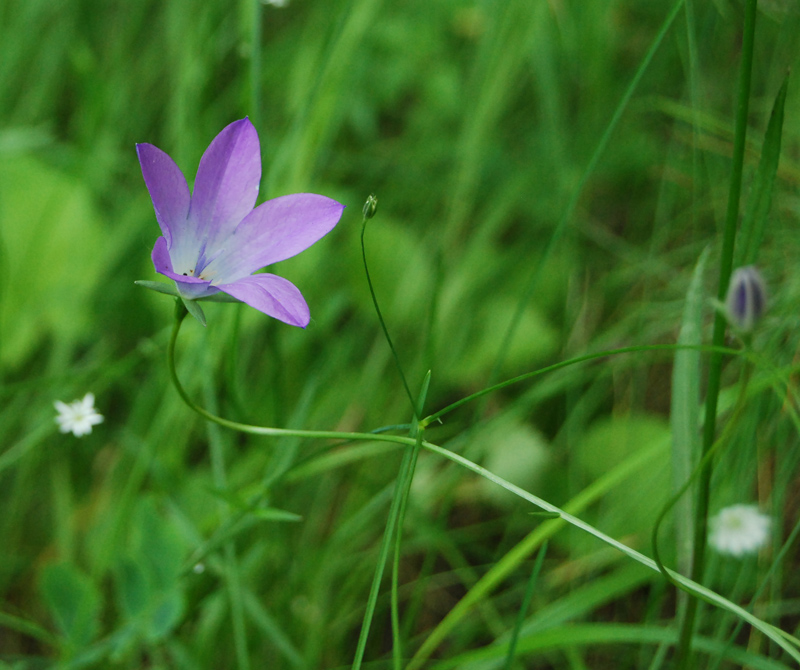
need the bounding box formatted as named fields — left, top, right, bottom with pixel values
left=0, top=156, right=106, bottom=369
left=40, top=562, right=102, bottom=652
left=1, top=0, right=799, bottom=668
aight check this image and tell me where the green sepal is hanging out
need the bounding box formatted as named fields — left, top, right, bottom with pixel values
left=181, top=296, right=206, bottom=327
left=135, top=280, right=240, bottom=303
left=134, top=280, right=179, bottom=297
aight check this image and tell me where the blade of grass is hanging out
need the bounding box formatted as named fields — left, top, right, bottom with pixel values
left=678, top=0, right=759, bottom=665
left=417, top=439, right=800, bottom=665
left=407, top=438, right=669, bottom=669
left=481, top=0, right=685, bottom=408
left=670, top=248, right=707, bottom=584
left=203, top=377, right=250, bottom=670
left=735, top=74, right=789, bottom=268
left=390, top=372, right=431, bottom=669
left=429, top=624, right=795, bottom=670
left=502, top=542, right=548, bottom=670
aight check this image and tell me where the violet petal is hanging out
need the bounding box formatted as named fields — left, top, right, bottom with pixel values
left=152, top=237, right=219, bottom=299
left=136, top=143, right=191, bottom=248
left=187, top=118, right=261, bottom=261
left=217, top=274, right=311, bottom=327
left=202, top=193, right=344, bottom=283
left=152, top=236, right=175, bottom=276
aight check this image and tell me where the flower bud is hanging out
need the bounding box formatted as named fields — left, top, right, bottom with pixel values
left=724, top=266, right=766, bottom=332
left=363, top=194, right=378, bottom=220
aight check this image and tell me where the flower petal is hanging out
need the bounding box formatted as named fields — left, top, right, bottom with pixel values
left=202, top=194, right=344, bottom=283
left=136, top=143, right=191, bottom=248
left=151, top=237, right=220, bottom=299
left=152, top=235, right=176, bottom=275
left=187, top=118, right=261, bottom=260
left=217, top=274, right=310, bottom=327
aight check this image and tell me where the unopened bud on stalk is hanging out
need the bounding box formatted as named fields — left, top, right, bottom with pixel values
left=724, top=266, right=767, bottom=333
left=363, top=194, right=378, bottom=220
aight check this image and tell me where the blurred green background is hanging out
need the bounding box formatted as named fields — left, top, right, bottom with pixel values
left=2, top=0, right=800, bottom=667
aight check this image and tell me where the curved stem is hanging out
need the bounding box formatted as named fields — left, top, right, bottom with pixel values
left=360, top=214, right=418, bottom=419
left=167, top=299, right=415, bottom=449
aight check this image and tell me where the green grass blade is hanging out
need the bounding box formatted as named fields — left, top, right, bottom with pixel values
left=736, top=74, right=789, bottom=268
left=670, top=248, right=708, bottom=579
left=502, top=542, right=547, bottom=670
left=416, top=440, right=800, bottom=666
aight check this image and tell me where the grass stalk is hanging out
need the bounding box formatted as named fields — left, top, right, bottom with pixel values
left=482, top=0, right=685, bottom=406
left=675, top=1, right=758, bottom=666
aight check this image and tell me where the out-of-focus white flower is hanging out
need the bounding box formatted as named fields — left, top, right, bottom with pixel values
left=262, top=0, right=289, bottom=7
left=709, top=504, right=771, bottom=557
left=54, top=393, right=104, bottom=437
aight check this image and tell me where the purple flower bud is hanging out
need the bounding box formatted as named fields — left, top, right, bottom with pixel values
left=724, top=266, right=767, bottom=332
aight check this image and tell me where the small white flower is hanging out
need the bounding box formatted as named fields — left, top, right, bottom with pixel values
left=54, top=393, right=104, bottom=437
left=709, top=504, right=771, bottom=557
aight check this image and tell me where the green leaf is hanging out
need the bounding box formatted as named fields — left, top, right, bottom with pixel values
left=112, top=499, right=188, bottom=646
left=144, top=589, right=185, bottom=642
left=113, top=557, right=185, bottom=644
left=671, top=247, right=708, bottom=576
left=40, top=562, right=102, bottom=649
left=736, top=74, right=789, bottom=267
left=114, top=557, right=151, bottom=620
left=249, top=507, right=303, bottom=523
left=132, top=498, right=185, bottom=589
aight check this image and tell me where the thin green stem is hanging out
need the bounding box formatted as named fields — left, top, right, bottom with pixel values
left=391, top=429, right=423, bottom=670
left=416, top=440, right=800, bottom=666
left=351, top=443, right=415, bottom=670
left=423, top=344, right=741, bottom=427
left=170, top=307, right=741, bottom=447
left=168, top=300, right=413, bottom=448
left=360, top=214, right=418, bottom=419
left=676, top=1, right=758, bottom=666
left=170, top=308, right=739, bottom=445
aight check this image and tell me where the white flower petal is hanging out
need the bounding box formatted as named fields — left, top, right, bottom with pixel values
left=54, top=393, right=104, bottom=438
left=709, top=504, right=771, bottom=558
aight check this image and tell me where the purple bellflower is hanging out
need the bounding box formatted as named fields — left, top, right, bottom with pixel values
left=137, top=118, right=344, bottom=327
